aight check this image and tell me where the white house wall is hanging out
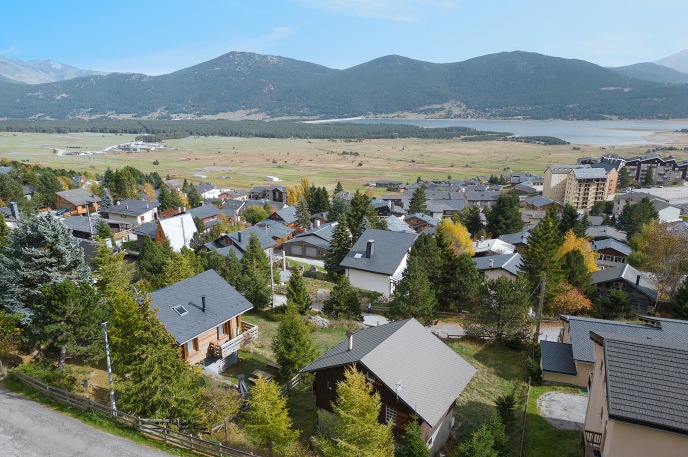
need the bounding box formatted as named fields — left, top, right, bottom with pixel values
left=346, top=269, right=393, bottom=296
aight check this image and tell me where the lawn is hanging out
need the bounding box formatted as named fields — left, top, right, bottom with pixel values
left=523, top=385, right=583, bottom=457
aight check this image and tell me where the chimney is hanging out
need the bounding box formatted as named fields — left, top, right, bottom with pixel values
left=489, top=259, right=494, bottom=268
left=346, top=332, right=353, bottom=351
left=315, top=219, right=321, bottom=228
left=366, top=240, right=375, bottom=258
left=9, top=201, right=19, bottom=220
left=146, top=203, right=149, bottom=209
left=116, top=200, right=121, bottom=205
left=125, top=203, right=129, bottom=210
left=202, top=295, right=207, bottom=312
left=480, top=235, right=485, bottom=242
left=237, top=231, right=242, bottom=243
left=636, top=274, right=641, bottom=286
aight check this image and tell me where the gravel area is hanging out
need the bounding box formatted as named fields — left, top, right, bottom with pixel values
left=537, top=392, right=588, bottom=430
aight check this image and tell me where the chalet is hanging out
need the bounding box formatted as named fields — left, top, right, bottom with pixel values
left=132, top=222, right=159, bottom=247
left=268, top=206, right=299, bottom=228
left=540, top=315, right=688, bottom=388
left=22, top=185, right=36, bottom=201
left=523, top=195, right=562, bottom=212
left=465, top=190, right=501, bottom=209
left=283, top=222, right=337, bottom=259
left=472, top=238, right=515, bottom=257
left=383, top=215, right=416, bottom=234
left=202, top=226, right=276, bottom=257
left=498, top=230, right=530, bottom=254
left=425, top=200, right=466, bottom=219
left=155, top=213, right=197, bottom=252
left=582, top=332, right=688, bottom=457
left=61, top=215, right=130, bottom=241
left=249, top=186, right=286, bottom=202
left=585, top=225, right=628, bottom=243
left=186, top=204, right=221, bottom=231
left=254, top=221, right=295, bottom=246
left=301, top=319, right=476, bottom=455
left=101, top=199, right=158, bottom=228
left=150, top=270, right=257, bottom=373
left=54, top=188, right=101, bottom=215
left=589, top=239, right=631, bottom=268
left=371, top=199, right=407, bottom=218
left=375, top=179, right=403, bottom=189
left=590, top=264, right=658, bottom=314
left=222, top=189, right=248, bottom=201
left=340, top=228, right=416, bottom=296
left=310, top=212, right=329, bottom=227
left=163, top=179, right=181, bottom=191
left=473, top=253, right=522, bottom=281
left=403, top=213, right=439, bottom=233
left=220, top=199, right=246, bottom=221
left=196, top=184, right=221, bottom=200
left=520, top=209, right=547, bottom=228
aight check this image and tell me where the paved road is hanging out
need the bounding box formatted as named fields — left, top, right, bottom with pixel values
left=0, top=387, right=172, bottom=457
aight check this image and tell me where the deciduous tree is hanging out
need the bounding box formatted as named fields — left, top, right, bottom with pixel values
left=436, top=219, right=475, bottom=256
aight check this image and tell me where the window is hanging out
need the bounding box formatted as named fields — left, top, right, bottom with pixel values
left=385, top=405, right=397, bottom=426
left=366, top=372, right=375, bottom=383
left=217, top=323, right=227, bottom=338
left=186, top=339, right=198, bottom=354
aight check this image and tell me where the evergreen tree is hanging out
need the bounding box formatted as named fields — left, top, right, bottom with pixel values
left=187, top=185, right=202, bottom=208
left=0, top=213, right=90, bottom=326
left=348, top=190, right=379, bottom=242
left=240, top=260, right=273, bottom=309
left=458, top=413, right=509, bottom=457
left=286, top=269, right=311, bottom=314
left=157, top=251, right=199, bottom=289
left=310, top=187, right=331, bottom=214
left=459, top=205, right=484, bottom=238
left=387, top=258, right=438, bottom=326
left=395, top=417, right=429, bottom=457
left=243, top=377, right=299, bottom=457
left=36, top=280, right=106, bottom=370
left=520, top=207, right=564, bottom=311
left=437, top=252, right=483, bottom=312
left=618, top=167, right=631, bottom=189
left=597, top=289, right=632, bottom=319
left=328, top=196, right=350, bottom=224
left=559, top=204, right=586, bottom=237
left=158, top=185, right=173, bottom=212
left=0, top=173, right=26, bottom=206
left=323, top=275, right=362, bottom=321
left=643, top=170, right=655, bottom=187
left=333, top=181, right=344, bottom=196
left=671, top=280, right=688, bottom=320
left=316, top=366, right=394, bottom=457
left=617, top=197, right=659, bottom=240
left=36, top=170, right=66, bottom=208
left=408, top=187, right=427, bottom=214
left=485, top=195, right=523, bottom=237
left=137, top=236, right=173, bottom=285
left=200, top=250, right=242, bottom=288
left=0, top=213, right=8, bottom=249
left=241, top=233, right=271, bottom=278
left=325, top=222, right=352, bottom=278
left=95, top=217, right=112, bottom=240
left=271, top=306, right=317, bottom=379
left=408, top=233, right=442, bottom=281
left=295, top=197, right=311, bottom=230
left=562, top=249, right=594, bottom=296
left=465, top=277, right=532, bottom=346
left=93, top=240, right=134, bottom=305
left=100, top=186, right=113, bottom=207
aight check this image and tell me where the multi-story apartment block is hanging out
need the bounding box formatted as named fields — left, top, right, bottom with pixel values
left=543, top=164, right=585, bottom=203
left=563, top=168, right=609, bottom=210
left=623, top=155, right=688, bottom=186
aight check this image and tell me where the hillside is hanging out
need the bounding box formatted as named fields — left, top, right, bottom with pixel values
left=611, top=62, right=688, bottom=84
left=0, top=56, right=108, bottom=84
left=0, top=51, right=686, bottom=120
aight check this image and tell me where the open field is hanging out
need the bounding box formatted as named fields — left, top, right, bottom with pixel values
left=2, top=131, right=687, bottom=192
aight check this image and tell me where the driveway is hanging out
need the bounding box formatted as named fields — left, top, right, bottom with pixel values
left=0, top=387, right=172, bottom=457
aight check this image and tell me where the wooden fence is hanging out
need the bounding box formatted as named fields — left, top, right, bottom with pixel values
left=11, top=370, right=257, bottom=457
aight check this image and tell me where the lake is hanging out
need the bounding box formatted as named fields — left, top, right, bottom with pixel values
left=318, top=118, right=688, bottom=146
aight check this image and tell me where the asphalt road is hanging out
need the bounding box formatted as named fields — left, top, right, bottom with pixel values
left=0, top=386, right=172, bottom=457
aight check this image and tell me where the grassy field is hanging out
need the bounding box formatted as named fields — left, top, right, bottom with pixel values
left=3, top=131, right=685, bottom=193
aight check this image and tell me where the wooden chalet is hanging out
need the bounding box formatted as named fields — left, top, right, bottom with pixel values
left=54, top=188, right=101, bottom=215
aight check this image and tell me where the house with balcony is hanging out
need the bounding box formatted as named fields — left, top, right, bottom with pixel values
left=473, top=253, right=522, bottom=281
left=589, top=239, right=632, bottom=268
left=283, top=221, right=337, bottom=259
left=54, top=188, right=101, bottom=215
left=300, top=318, right=476, bottom=456
left=150, top=269, right=257, bottom=373
left=582, top=332, right=688, bottom=457
left=101, top=199, right=159, bottom=228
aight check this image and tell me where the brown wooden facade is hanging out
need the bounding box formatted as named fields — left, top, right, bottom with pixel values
left=181, top=315, right=243, bottom=365
left=313, top=364, right=453, bottom=443
left=593, top=280, right=654, bottom=314
left=54, top=193, right=100, bottom=215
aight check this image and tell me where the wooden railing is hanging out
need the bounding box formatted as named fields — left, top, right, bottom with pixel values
left=584, top=429, right=603, bottom=448
left=210, top=322, right=258, bottom=359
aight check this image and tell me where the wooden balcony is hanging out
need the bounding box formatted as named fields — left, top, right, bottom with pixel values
left=583, top=429, right=603, bottom=457
left=209, top=322, right=258, bottom=359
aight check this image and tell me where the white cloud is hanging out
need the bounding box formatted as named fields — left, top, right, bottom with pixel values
left=298, top=0, right=457, bottom=22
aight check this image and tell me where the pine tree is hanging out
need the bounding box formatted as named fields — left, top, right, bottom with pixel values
left=243, top=377, right=299, bottom=457
left=295, top=197, right=311, bottom=230
left=459, top=205, right=484, bottom=238
left=438, top=252, right=483, bottom=312
left=559, top=204, right=585, bottom=237
left=0, top=213, right=90, bottom=326
left=0, top=213, right=8, bottom=249
left=271, top=306, right=317, bottom=379
left=286, top=269, right=311, bottom=314
left=562, top=249, right=594, bottom=296
left=95, top=217, right=112, bottom=240
left=395, top=417, right=429, bottom=457
left=37, top=280, right=106, bottom=370
left=37, top=170, right=66, bottom=208
left=597, top=289, right=632, bottom=319
left=328, top=196, right=350, bottom=224
left=408, top=233, right=442, bottom=281
left=333, top=181, right=344, bottom=196
left=93, top=240, right=134, bottom=305
left=325, top=222, right=352, bottom=278
left=618, top=167, right=631, bottom=189
left=187, top=185, right=202, bottom=208
left=316, top=366, right=394, bottom=457
left=157, top=251, right=199, bottom=289
left=137, top=236, right=173, bottom=284
left=387, top=258, right=438, bottom=326
left=617, top=197, right=659, bottom=240
left=348, top=190, right=378, bottom=242
left=100, top=186, right=113, bottom=207
left=408, top=187, right=427, bottom=214
left=241, top=233, right=271, bottom=278
left=671, top=279, right=688, bottom=320
left=323, top=275, right=362, bottom=320
left=485, top=195, right=523, bottom=237
left=158, top=185, right=173, bottom=212
left=240, top=260, right=273, bottom=309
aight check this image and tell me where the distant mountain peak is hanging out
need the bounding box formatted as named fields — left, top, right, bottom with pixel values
left=654, top=49, right=688, bottom=73
left=0, top=56, right=108, bottom=84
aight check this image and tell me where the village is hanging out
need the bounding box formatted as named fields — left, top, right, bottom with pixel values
left=0, top=150, right=687, bottom=457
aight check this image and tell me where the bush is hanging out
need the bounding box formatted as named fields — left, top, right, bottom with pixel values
left=494, top=392, right=517, bottom=435
left=17, top=360, right=79, bottom=391
left=525, top=356, right=543, bottom=386
left=152, top=160, right=160, bottom=165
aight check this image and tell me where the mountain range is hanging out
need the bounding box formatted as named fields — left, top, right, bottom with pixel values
left=0, top=50, right=686, bottom=120
left=0, top=56, right=108, bottom=85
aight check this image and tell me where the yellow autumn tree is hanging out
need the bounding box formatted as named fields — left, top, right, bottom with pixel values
left=436, top=219, right=475, bottom=256
left=558, top=230, right=597, bottom=273
left=299, top=177, right=311, bottom=201
left=285, top=185, right=301, bottom=206
left=176, top=191, right=189, bottom=208
left=142, top=182, right=157, bottom=202
left=549, top=282, right=593, bottom=315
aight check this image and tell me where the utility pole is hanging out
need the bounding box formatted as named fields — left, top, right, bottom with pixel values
left=101, top=322, right=117, bottom=417
left=269, top=247, right=275, bottom=308
left=533, top=273, right=546, bottom=350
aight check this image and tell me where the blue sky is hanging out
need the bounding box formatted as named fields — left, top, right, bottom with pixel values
left=2, top=0, right=687, bottom=75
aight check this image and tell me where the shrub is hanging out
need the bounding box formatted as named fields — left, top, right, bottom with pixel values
left=17, top=360, right=79, bottom=391
left=494, top=392, right=517, bottom=435
left=525, top=356, right=543, bottom=386
left=152, top=160, right=160, bottom=165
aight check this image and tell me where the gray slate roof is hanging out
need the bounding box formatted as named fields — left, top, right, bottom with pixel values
left=62, top=215, right=126, bottom=234
left=228, top=226, right=277, bottom=252
left=592, top=332, right=688, bottom=434
left=473, top=253, right=522, bottom=276
left=585, top=225, right=628, bottom=242
left=187, top=204, right=220, bottom=220
left=540, top=341, right=577, bottom=375
left=272, top=206, right=298, bottom=225
left=524, top=195, right=557, bottom=208
left=257, top=221, right=295, bottom=240
left=150, top=270, right=253, bottom=345
left=590, top=264, right=658, bottom=301
left=498, top=230, right=530, bottom=245
left=0, top=166, right=12, bottom=174
left=284, top=222, right=338, bottom=248
left=562, top=315, right=688, bottom=363
left=384, top=216, right=416, bottom=234
left=301, top=319, right=476, bottom=427
left=571, top=168, right=607, bottom=179
left=56, top=188, right=102, bottom=206
left=104, top=199, right=158, bottom=217
left=340, top=228, right=416, bottom=276
left=404, top=212, right=440, bottom=226
left=589, top=238, right=632, bottom=256
left=133, top=221, right=158, bottom=239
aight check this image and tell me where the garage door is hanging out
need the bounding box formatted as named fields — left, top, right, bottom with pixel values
left=291, top=245, right=303, bottom=256
left=305, top=247, right=318, bottom=258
